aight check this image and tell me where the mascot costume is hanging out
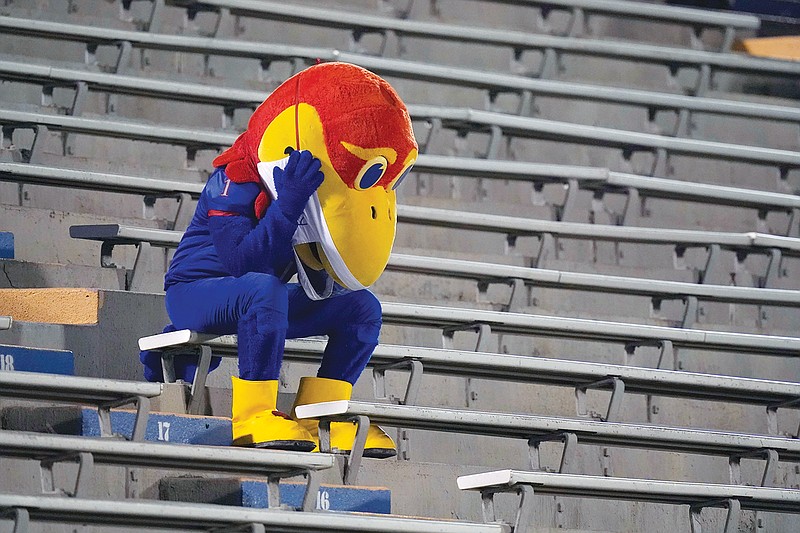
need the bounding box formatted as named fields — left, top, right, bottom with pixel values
left=142, top=62, right=418, bottom=457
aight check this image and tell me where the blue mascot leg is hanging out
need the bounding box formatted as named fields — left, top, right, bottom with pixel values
left=234, top=274, right=288, bottom=381
left=165, top=273, right=314, bottom=450
left=285, top=285, right=382, bottom=384
left=164, top=272, right=290, bottom=380
left=286, top=286, right=394, bottom=457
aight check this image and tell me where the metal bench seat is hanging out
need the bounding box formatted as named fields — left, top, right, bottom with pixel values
left=4, top=147, right=800, bottom=237
left=457, top=470, right=800, bottom=533
left=65, top=217, right=800, bottom=311
left=0, top=431, right=333, bottom=509
left=0, top=493, right=510, bottom=533
left=137, top=334, right=800, bottom=415
left=0, top=12, right=786, bottom=86
left=68, top=218, right=800, bottom=298
left=69, top=204, right=800, bottom=288
left=294, top=399, right=800, bottom=485
left=0, top=370, right=162, bottom=440
left=409, top=105, right=800, bottom=175
left=135, top=305, right=800, bottom=417
left=158, top=0, right=760, bottom=52
left=0, top=18, right=800, bottom=135
left=3, top=102, right=798, bottom=191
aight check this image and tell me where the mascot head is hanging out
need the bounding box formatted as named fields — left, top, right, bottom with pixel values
left=214, top=62, right=418, bottom=294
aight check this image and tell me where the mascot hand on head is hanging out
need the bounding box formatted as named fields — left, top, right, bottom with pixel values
left=213, top=61, right=418, bottom=299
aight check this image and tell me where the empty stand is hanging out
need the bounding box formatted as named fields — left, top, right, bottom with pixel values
left=0, top=431, right=333, bottom=509
left=0, top=11, right=788, bottom=86
left=295, top=399, right=799, bottom=485
left=146, top=0, right=761, bottom=51
left=0, top=370, right=161, bottom=440
left=4, top=57, right=800, bottom=146
left=0, top=493, right=510, bottom=533
left=137, top=334, right=800, bottom=433
left=3, top=0, right=800, bottom=530
left=66, top=221, right=800, bottom=326
left=0, top=18, right=798, bottom=143
left=457, top=470, right=800, bottom=533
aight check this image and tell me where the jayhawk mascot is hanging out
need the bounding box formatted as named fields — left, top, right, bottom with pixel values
left=148, top=62, right=417, bottom=456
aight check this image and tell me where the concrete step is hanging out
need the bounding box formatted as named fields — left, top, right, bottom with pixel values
left=160, top=476, right=391, bottom=514
left=0, top=259, right=126, bottom=291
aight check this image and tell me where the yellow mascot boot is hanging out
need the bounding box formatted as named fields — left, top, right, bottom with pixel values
left=231, top=376, right=316, bottom=451
left=292, top=376, right=396, bottom=458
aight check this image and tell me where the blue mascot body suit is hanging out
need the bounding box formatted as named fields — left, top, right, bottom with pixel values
left=144, top=62, right=418, bottom=456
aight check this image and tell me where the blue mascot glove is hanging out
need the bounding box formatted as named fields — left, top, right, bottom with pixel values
left=273, top=149, right=324, bottom=223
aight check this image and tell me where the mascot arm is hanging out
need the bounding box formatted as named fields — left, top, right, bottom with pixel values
left=208, top=207, right=296, bottom=278
left=206, top=174, right=297, bottom=277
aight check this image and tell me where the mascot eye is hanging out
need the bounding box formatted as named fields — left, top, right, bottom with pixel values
left=355, top=156, right=388, bottom=190
left=389, top=161, right=414, bottom=190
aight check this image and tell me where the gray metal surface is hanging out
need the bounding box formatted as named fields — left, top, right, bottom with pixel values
left=68, top=223, right=800, bottom=307
left=0, top=493, right=511, bottom=532
left=68, top=226, right=800, bottom=355
left=63, top=204, right=800, bottom=258
left=5, top=155, right=800, bottom=252
left=5, top=55, right=800, bottom=130
left=0, top=163, right=203, bottom=197
left=0, top=316, right=11, bottom=330
left=164, top=0, right=760, bottom=34
left=1, top=14, right=786, bottom=79
left=455, top=0, right=760, bottom=28
left=379, top=301, right=800, bottom=356
left=0, top=430, right=334, bottom=474
left=410, top=106, right=800, bottom=168
left=0, top=370, right=162, bottom=403
left=298, top=400, right=800, bottom=460
left=8, top=150, right=800, bottom=221
left=0, top=59, right=264, bottom=108
left=394, top=204, right=800, bottom=255
left=4, top=105, right=798, bottom=184
left=601, top=171, right=800, bottom=210
left=389, top=253, right=800, bottom=307
left=457, top=470, right=800, bottom=512
left=137, top=336, right=800, bottom=407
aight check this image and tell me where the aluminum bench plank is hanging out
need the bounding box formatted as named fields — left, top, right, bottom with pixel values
left=0, top=430, right=333, bottom=474
left=409, top=106, right=800, bottom=168
left=0, top=17, right=800, bottom=127
left=454, top=0, right=760, bottom=29
left=0, top=493, right=510, bottom=533
left=137, top=299, right=800, bottom=357
left=394, top=205, right=800, bottom=254
left=5, top=155, right=799, bottom=221
left=380, top=302, right=800, bottom=356
left=5, top=105, right=797, bottom=177
left=67, top=205, right=800, bottom=255
left=0, top=370, right=161, bottom=404
left=68, top=223, right=800, bottom=307
left=296, top=400, right=800, bottom=459
left=388, top=253, right=800, bottom=307
left=166, top=0, right=760, bottom=33
left=134, top=336, right=800, bottom=407
left=0, top=162, right=203, bottom=197
left=456, top=470, right=800, bottom=513
left=1, top=13, right=783, bottom=77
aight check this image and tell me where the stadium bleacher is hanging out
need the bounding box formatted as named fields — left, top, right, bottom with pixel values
left=2, top=0, right=800, bottom=531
